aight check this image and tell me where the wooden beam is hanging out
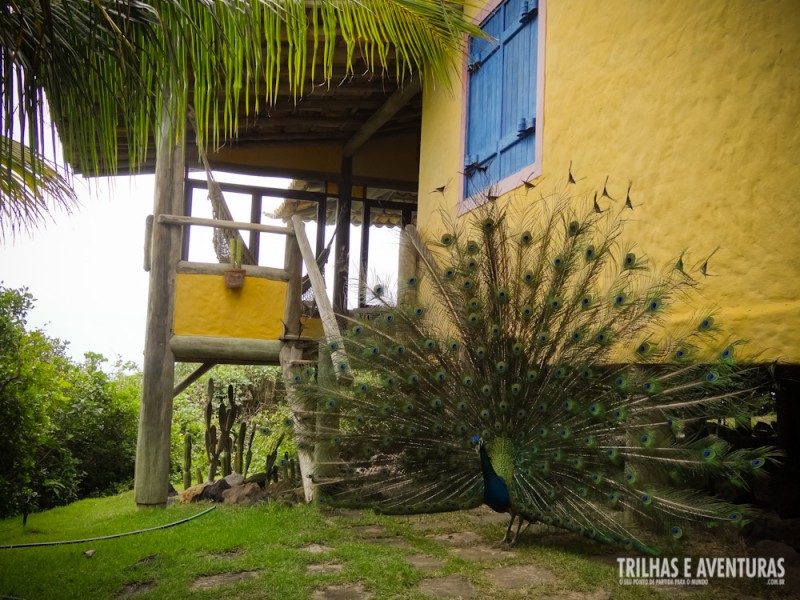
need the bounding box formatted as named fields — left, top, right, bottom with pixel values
left=143, top=215, right=154, bottom=272
left=332, top=157, right=352, bottom=314
left=173, top=363, right=215, bottom=397
left=135, top=98, right=185, bottom=508
left=185, top=178, right=332, bottom=202
left=292, top=215, right=349, bottom=379
left=158, top=214, right=294, bottom=236
left=176, top=260, right=289, bottom=281
left=171, top=336, right=283, bottom=364
left=249, top=193, right=263, bottom=262
left=343, top=78, right=422, bottom=157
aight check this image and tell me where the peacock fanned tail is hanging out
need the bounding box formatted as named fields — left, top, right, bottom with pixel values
left=291, top=185, right=779, bottom=554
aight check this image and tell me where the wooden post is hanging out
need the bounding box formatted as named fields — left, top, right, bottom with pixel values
left=134, top=98, right=185, bottom=507
left=332, top=157, right=352, bottom=314
left=279, top=231, right=317, bottom=502
left=398, top=219, right=418, bottom=307
left=358, top=202, right=370, bottom=307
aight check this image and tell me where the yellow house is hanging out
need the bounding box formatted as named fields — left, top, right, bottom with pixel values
left=417, top=0, right=800, bottom=365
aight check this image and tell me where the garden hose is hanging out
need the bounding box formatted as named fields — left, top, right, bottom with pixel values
left=0, top=506, right=216, bottom=550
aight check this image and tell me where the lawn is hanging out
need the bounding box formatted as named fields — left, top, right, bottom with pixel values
left=0, top=491, right=794, bottom=599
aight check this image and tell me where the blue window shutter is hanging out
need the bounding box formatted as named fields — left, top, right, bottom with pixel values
left=465, top=0, right=538, bottom=199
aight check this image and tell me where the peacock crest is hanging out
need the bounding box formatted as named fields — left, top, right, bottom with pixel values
left=292, top=183, right=779, bottom=554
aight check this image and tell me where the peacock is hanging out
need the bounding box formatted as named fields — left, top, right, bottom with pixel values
left=290, top=177, right=780, bottom=554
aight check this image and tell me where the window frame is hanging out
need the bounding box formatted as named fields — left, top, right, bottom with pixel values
left=458, top=0, right=546, bottom=214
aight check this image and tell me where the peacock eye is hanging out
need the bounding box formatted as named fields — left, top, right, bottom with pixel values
left=440, top=233, right=454, bottom=246
left=585, top=245, right=596, bottom=260
left=699, top=316, right=715, bottom=330
left=623, top=253, right=636, bottom=268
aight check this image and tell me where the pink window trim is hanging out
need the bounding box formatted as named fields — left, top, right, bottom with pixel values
left=457, top=0, right=546, bottom=216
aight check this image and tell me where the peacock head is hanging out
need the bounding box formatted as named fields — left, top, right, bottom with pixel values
left=471, top=434, right=484, bottom=454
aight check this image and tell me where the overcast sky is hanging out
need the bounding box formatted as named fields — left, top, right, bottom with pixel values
left=0, top=172, right=400, bottom=368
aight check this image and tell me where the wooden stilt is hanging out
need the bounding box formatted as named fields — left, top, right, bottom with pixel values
left=135, top=98, right=185, bottom=507
left=332, top=157, right=352, bottom=315
left=279, top=230, right=317, bottom=502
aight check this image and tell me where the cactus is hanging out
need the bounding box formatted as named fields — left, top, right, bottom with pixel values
left=183, top=433, right=192, bottom=490
left=195, top=467, right=203, bottom=486
left=243, top=427, right=256, bottom=477
left=205, top=379, right=220, bottom=481
left=229, top=236, right=243, bottom=269
left=235, top=422, right=246, bottom=474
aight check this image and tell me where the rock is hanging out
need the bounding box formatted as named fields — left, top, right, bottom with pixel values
left=84, top=549, right=96, bottom=558
left=201, top=478, right=231, bottom=503
left=244, top=472, right=268, bottom=486
left=754, top=539, right=800, bottom=565
left=223, top=472, right=244, bottom=487
left=222, top=482, right=266, bottom=505
left=177, top=482, right=209, bottom=504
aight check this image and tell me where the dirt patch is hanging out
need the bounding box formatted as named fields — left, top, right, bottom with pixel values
left=418, top=575, right=477, bottom=598
left=362, top=536, right=411, bottom=549
left=406, top=554, right=445, bottom=570
left=208, top=547, right=243, bottom=560
left=468, top=506, right=511, bottom=525
left=312, top=582, right=372, bottom=600
left=322, top=509, right=364, bottom=520
left=116, top=581, right=157, bottom=598
left=190, top=570, right=259, bottom=590
left=426, top=531, right=483, bottom=546
left=484, top=564, right=557, bottom=589
left=537, top=592, right=610, bottom=600
left=352, top=525, right=387, bottom=538
left=303, top=543, right=334, bottom=554
left=451, top=545, right=514, bottom=562
left=306, top=562, right=345, bottom=574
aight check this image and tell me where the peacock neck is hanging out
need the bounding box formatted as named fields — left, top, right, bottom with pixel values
left=479, top=438, right=514, bottom=487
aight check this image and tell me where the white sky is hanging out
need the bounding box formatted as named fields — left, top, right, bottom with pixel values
left=0, top=171, right=400, bottom=368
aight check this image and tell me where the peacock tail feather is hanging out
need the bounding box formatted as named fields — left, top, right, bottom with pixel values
left=291, top=184, right=779, bottom=554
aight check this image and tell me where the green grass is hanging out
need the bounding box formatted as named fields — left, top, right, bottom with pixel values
left=0, top=492, right=794, bottom=599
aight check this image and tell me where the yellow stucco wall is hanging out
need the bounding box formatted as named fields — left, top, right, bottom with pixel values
left=173, top=274, right=323, bottom=341
left=418, top=0, right=800, bottom=362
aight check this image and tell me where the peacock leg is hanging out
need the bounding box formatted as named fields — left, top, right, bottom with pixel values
left=510, top=519, right=532, bottom=546
left=501, top=514, right=516, bottom=544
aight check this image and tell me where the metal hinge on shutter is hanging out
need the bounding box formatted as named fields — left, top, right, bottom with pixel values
left=520, top=1, right=538, bottom=23
left=517, top=117, right=536, bottom=138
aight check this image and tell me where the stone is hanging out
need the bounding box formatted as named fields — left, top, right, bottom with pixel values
left=418, top=575, right=477, bottom=598
left=352, top=525, right=387, bottom=538
left=244, top=472, right=268, bottom=486
left=115, top=581, right=157, bottom=598
left=484, top=564, right=556, bottom=589
left=190, top=570, right=259, bottom=590
left=223, top=471, right=244, bottom=487
left=303, top=543, right=333, bottom=554
left=201, top=478, right=231, bottom=503
left=222, top=482, right=266, bottom=505
left=306, top=562, right=344, bottom=574
left=177, top=482, right=208, bottom=504
left=312, top=583, right=372, bottom=600
left=406, top=554, right=445, bottom=570
left=451, top=545, right=514, bottom=562
left=362, top=537, right=410, bottom=549
left=753, top=539, right=800, bottom=565
left=426, top=531, right=483, bottom=546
